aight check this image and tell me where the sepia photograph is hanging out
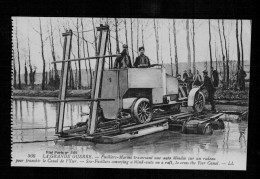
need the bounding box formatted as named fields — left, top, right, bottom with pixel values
left=11, top=17, right=251, bottom=170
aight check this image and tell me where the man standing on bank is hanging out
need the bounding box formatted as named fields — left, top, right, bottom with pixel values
left=134, top=47, right=151, bottom=68
left=201, top=70, right=216, bottom=112
left=114, top=44, right=132, bottom=69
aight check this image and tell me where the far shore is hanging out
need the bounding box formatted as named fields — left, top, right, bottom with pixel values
left=12, top=95, right=248, bottom=106
left=13, top=89, right=91, bottom=97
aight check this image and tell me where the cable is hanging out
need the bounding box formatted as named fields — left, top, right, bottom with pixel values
left=12, top=135, right=82, bottom=144
left=12, top=139, right=57, bottom=144
left=12, top=126, right=71, bottom=130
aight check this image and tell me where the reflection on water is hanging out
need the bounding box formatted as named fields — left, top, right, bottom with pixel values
left=12, top=100, right=248, bottom=157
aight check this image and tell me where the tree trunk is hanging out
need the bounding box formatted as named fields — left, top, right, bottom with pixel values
left=70, top=67, right=74, bottom=89
left=92, top=18, right=98, bottom=55
left=81, top=18, right=89, bottom=87
left=186, top=20, right=191, bottom=70
left=50, top=19, right=60, bottom=88
left=130, top=18, right=134, bottom=64
left=208, top=20, right=213, bottom=77
left=45, top=71, right=48, bottom=87
left=76, top=18, right=82, bottom=89
left=72, top=53, right=78, bottom=89
left=114, top=18, right=120, bottom=54
left=49, top=19, right=59, bottom=88
left=218, top=20, right=226, bottom=86
left=222, top=20, right=229, bottom=87
left=173, top=20, right=179, bottom=75
left=227, top=35, right=231, bottom=85
left=141, top=23, right=144, bottom=46
left=15, top=19, right=21, bottom=89
left=168, top=21, right=173, bottom=75
left=236, top=20, right=241, bottom=85
left=240, top=19, right=244, bottom=70
left=28, top=35, right=33, bottom=87
left=13, top=52, right=17, bottom=88
left=108, top=30, right=113, bottom=69
left=124, top=18, right=128, bottom=46
left=215, top=42, right=218, bottom=71
left=83, top=20, right=92, bottom=88
left=192, top=19, right=196, bottom=74
left=32, top=68, right=36, bottom=89
left=154, top=19, right=159, bottom=64
left=24, top=61, right=28, bottom=85
left=39, top=18, right=46, bottom=90
left=137, top=19, right=139, bottom=51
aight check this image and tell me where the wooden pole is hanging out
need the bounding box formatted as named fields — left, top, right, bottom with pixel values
left=88, top=25, right=109, bottom=135
left=56, top=30, right=73, bottom=134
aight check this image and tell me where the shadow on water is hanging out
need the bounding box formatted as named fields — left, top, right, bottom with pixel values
left=20, top=100, right=23, bottom=143
left=32, top=102, right=35, bottom=141
left=238, top=121, right=247, bottom=149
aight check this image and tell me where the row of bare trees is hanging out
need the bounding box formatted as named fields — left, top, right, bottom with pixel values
left=13, top=18, right=248, bottom=90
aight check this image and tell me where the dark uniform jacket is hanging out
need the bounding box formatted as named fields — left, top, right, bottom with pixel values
left=193, top=74, right=202, bottom=86
left=212, top=70, right=219, bottom=80
left=114, top=54, right=132, bottom=69
left=134, top=54, right=151, bottom=68
left=183, top=72, right=188, bottom=82
left=202, top=75, right=215, bottom=92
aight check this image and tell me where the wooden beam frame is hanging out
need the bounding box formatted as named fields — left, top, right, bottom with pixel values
left=88, top=25, right=109, bottom=135
left=56, top=30, right=73, bottom=134
left=51, top=54, right=120, bottom=64
left=50, top=98, right=115, bottom=102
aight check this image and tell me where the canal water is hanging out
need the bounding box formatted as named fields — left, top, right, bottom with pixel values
left=12, top=100, right=248, bottom=168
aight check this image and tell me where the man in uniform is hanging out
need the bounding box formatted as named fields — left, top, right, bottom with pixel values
left=193, top=70, right=202, bottom=87
left=238, top=67, right=247, bottom=91
left=114, top=44, right=132, bottom=69
left=212, top=67, right=219, bottom=87
left=134, top=47, right=151, bottom=68
left=201, top=70, right=216, bottom=112
left=183, top=70, right=188, bottom=82
left=187, top=69, right=194, bottom=91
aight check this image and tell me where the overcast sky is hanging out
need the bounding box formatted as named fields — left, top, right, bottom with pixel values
left=12, top=17, right=251, bottom=73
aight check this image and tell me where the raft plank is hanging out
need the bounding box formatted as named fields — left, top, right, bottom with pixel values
left=120, top=118, right=169, bottom=133
left=98, top=124, right=168, bottom=144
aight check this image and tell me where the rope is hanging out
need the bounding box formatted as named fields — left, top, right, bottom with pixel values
left=12, top=135, right=83, bottom=144
left=12, top=139, right=57, bottom=144
left=12, top=126, right=71, bottom=130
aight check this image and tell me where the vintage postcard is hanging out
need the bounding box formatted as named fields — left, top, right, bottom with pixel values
left=11, top=17, right=250, bottom=170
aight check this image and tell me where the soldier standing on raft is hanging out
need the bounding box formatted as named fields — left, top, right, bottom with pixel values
left=114, top=44, right=132, bottom=69
left=201, top=70, right=216, bottom=112
left=134, top=47, right=151, bottom=68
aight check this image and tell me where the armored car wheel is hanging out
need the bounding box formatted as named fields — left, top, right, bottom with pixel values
left=193, top=91, right=205, bottom=113
left=131, top=98, right=152, bottom=124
